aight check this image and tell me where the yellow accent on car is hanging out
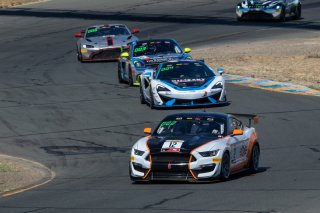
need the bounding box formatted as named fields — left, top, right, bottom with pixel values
left=212, top=158, right=221, bottom=163
left=81, top=49, right=88, bottom=53
left=121, top=52, right=129, bottom=57
left=133, top=82, right=140, bottom=86
left=184, top=47, right=191, bottom=53
left=130, top=156, right=135, bottom=161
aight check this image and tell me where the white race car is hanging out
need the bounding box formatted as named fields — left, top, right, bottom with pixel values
left=129, top=112, right=260, bottom=182
left=139, top=60, right=227, bottom=108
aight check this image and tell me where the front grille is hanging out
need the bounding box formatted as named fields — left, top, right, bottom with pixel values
left=151, top=153, right=190, bottom=163
left=91, top=48, right=121, bottom=60
left=151, top=153, right=190, bottom=173
left=243, top=11, right=274, bottom=19
left=132, top=162, right=149, bottom=174
left=192, top=164, right=216, bottom=177
left=151, top=171, right=194, bottom=181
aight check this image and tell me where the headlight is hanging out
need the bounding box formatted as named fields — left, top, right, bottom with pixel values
left=82, top=44, right=94, bottom=48
left=157, top=85, right=170, bottom=92
left=199, top=150, right=219, bottom=157
left=134, top=149, right=145, bottom=156
left=237, top=5, right=241, bottom=9
left=211, top=82, right=223, bottom=89
left=134, top=61, right=145, bottom=68
left=275, top=5, right=281, bottom=10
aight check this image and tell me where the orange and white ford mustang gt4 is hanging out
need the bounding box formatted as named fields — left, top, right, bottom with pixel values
left=129, top=112, right=260, bottom=182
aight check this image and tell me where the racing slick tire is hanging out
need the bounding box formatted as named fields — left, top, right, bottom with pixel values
left=149, top=88, right=155, bottom=109
left=77, top=52, right=84, bottom=63
left=219, top=151, right=231, bottom=181
left=249, top=143, right=260, bottom=173
left=279, top=6, right=286, bottom=22
left=128, top=66, right=134, bottom=87
left=237, top=17, right=244, bottom=22
left=118, top=63, right=125, bottom=84
left=140, top=85, right=146, bottom=104
left=293, top=4, right=301, bottom=20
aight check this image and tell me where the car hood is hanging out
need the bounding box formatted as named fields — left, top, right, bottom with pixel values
left=147, top=135, right=219, bottom=154
left=161, top=77, right=214, bottom=89
left=83, top=35, right=133, bottom=48
left=135, top=53, right=184, bottom=66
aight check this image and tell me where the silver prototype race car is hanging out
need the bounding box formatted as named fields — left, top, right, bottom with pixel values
left=74, top=24, right=139, bottom=62
left=139, top=60, right=227, bottom=108
left=236, top=0, right=301, bottom=21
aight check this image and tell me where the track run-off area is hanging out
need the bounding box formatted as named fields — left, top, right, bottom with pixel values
left=0, top=0, right=320, bottom=212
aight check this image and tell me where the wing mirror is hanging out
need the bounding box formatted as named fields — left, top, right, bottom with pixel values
left=121, top=52, right=129, bottom=58
left=232, top=129, right=243, bottom=136
left=143, top=71, right=153, bottom=79
left=144, top=127, right=152, bottom=134
left=184, top=48, right=191, bottom=53
left=132, top=27, right=140, bottom=34
left=217, top=67, right=224, bottom=75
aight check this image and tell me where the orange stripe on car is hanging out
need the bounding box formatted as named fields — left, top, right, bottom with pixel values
left=143, top=137, right=152, bottom=179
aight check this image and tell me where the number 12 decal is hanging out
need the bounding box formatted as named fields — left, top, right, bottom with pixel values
left=161, top=140, right=184, bottom=152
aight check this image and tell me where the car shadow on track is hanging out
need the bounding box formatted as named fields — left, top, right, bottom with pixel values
left=132, top=167, right=270, bottom=184
left=0, top=8, right=319, bottom=31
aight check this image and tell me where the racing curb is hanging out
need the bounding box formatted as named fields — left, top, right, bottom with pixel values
left=0, top=154, right=55, bottom=198
left=224, top=74, right=320, bottom=97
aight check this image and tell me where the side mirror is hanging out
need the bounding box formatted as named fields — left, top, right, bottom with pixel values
left=144, top=127, right=152, bottom=134
left=217, top=67, right=224, bottom=75
left=121, top=52, right=129, bottom=58
left=132, top=27, right=140, bottom=34
left=232, top=129, right=243, bottom=136
left=74, top=33, right=82, bottom=38
left=184, top=48, right=191, bottom=53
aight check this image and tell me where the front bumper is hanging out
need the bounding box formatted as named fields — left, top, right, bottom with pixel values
left=130, top=152, right=222, bottom=182
left=80, top=47, right=122, bottom=61
left=151, top=88, right=227, bottom=108
left=236, top=8, right=282, bottom=19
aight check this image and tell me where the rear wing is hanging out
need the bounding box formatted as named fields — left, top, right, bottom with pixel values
left=229, top=113, right=259, bottom=128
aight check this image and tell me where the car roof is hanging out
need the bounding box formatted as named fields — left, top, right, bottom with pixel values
left=86, top=24, right=127, bottom=29
left=135, top=38, right=176, bottom=43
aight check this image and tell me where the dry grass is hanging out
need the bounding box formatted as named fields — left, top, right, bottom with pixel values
left=0, top=0, right=43, bottom=8
left=0, top=156, right=50, bottom=193
left=193, top=37, right=320, bottom=90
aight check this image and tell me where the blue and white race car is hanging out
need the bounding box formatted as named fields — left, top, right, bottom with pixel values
left=139, top=60, right=227, bottom=108
left=118, top=39, right=192, bottom=86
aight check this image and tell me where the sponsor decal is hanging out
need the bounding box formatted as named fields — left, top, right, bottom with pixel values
left=160, top=121, right=177, bottom=127
left=172, top=78, right=205, bottom=83
left=161, top=65, right=174, bottom=72
left=134, top=46, right=147, bottom=53
left=161, top=140, right=184, bottom=152
left=87, top=28, right=98, bottom=34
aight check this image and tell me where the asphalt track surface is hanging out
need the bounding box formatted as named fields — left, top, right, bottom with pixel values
left=0, top=0, right=319, bottom=212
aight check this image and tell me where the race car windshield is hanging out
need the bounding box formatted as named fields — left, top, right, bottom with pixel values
left=133, top=40, right=182, bottom=57
left=86, top=26, right=130, bottom=38
left=154, top=117, right=227, bottom=137
left=156, top=62, right=215, bottom=80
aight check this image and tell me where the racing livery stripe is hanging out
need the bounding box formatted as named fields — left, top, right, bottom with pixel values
left=143, top=137, right=152, bottom=179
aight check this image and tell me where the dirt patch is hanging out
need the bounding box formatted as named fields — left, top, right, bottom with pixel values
left=0, top=154, right=53, bottom=196
left=193, top=37, right=320, bottom=90
left=0, top=0, right=45, bottom=8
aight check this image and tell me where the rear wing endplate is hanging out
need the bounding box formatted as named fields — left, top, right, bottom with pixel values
left=229, top=113, right=259, bottom=127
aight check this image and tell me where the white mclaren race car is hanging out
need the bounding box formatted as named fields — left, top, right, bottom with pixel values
left=129, top=112, right=260, bottom=182
left=139, top=60, right=227, bottom=108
